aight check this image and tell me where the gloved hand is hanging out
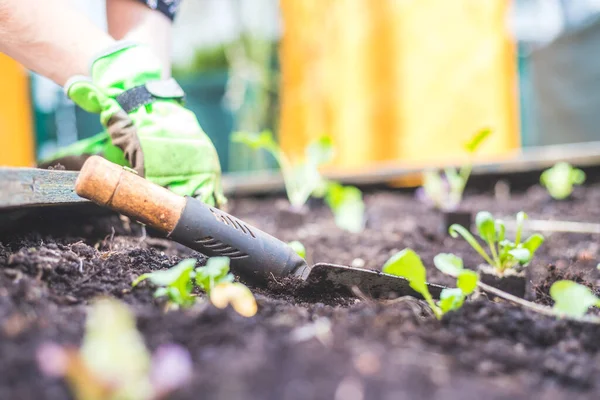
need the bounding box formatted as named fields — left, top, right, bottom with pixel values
left=41, top=41, right=226, bottom=207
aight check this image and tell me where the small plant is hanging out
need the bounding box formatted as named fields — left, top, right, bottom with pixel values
left=382, top=249, right=478, bottom=319
left=133, top=257, right=257, bottom=317
left=448, top=211, right=545, bottom=276
left=540, top=162, right=586, bottom=200
left=287, top=241, right=306, bottom=258
left=550, top=280, right=600, bottom=318
left=37, top=298, right=192, bottom=400
left=133, top=259, right=197, bottom=309
left=417, top=128, right=491, bottom=211
left=232, top=131, right=365, bottom=232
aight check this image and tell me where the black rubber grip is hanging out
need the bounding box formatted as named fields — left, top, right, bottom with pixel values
left=168, top=197, right=309, bottom=282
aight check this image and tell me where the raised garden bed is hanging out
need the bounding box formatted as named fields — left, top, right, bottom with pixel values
left=1, top=174, right=600, bottom=399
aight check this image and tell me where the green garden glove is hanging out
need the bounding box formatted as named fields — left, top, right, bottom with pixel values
left=45, top=41, right=226, bottom=207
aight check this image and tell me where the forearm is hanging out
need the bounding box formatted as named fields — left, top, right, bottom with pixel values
left=106, top=0, right=175, bottom=77
left=0, top=0, right=114, bottom=86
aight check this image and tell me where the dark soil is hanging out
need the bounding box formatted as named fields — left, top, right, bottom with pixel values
left=2, top=179, right=600, bottom=399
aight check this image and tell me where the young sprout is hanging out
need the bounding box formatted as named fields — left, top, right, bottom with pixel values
left=449, top=211, right=544, bottom=276
left=417, top=128, right=491, bottom=211
left=132, top=257, right=257, bottom=317
left=382, top=249, right=478, bottom=319
left=323, top=182, right=365, bottom=233
left=540, top=162, right=586, bottom=200
left=287, top=241, right=306, bottom=259
left=232, top=131, right=365, bottom=233
left=195, top=257, right=257, bottom=317
left=132, top=259, right=197, bottom=309
left=36, top=298, right=192, bottom=400
left=550, top=280, right=600, bottom=318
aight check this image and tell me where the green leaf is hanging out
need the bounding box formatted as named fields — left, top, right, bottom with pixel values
left=515, top=211, right=527, bottom=245
left=80, top=298, right=151, bottom=390
left=153, top=287, right=169, bottom=298
left=231, top=130, right=279, bottom=154
left=495, top=220, right=506, bottom=242
left=449, top=224, right=495, bottom=267
left=540, top=162, right=585, bottom=200
left=382, top=249, right=429, bottom=298
left=324, top=183, right=365, bottom=233
left=306, top=135, right=334, bottom=167
left=421, top=170, right=446, bottom=210
left=438, top=288, right=465, bottom=313
left=195, top=257, right=233, bottom=293
left=457, top=270, right=478, bottom=295
left=475, top=211, right=496, bottom=242
left=383, top=249, right=440, bottom=318
left=433, top=253, right=464, bottom=277
left=571, top=168, right=586, bottom=185
left=288, top=241, right=306, bottom=259
left=522, top=233, right=544, bottom=255
left=132, top=259, right=196, bottom=287
left=551, top=280, right=600, bottom=318
left=508, top=248, right=531, bottom=265
left=464, top=128, right=492, bottom=153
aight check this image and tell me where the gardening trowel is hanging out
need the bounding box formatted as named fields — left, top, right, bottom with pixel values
left=0, top=156, right=444, bottom=300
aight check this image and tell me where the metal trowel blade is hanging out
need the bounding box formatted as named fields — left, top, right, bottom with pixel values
left=305, top=263, right=445, bottom=300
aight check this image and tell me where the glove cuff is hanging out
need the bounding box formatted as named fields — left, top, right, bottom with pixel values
left=115, top=78, right=186, bottom=113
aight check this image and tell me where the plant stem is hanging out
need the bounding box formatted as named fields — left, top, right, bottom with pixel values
left=487, top=240, right=501, bottom=270
left=477, top=281, right=600, bottom=324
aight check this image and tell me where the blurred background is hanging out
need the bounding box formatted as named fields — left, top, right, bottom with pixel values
left=2, top=0, right=600, bottom=178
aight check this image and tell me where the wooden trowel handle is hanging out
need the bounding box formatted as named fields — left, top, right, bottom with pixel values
left=75, top=156, right=186, bottom=233
left=75, top=156, right=309, bottom=281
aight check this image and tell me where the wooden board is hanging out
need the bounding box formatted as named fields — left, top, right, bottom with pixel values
left=0, top=167, right=86, bottom=210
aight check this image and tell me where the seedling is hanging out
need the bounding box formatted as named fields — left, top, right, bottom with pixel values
left=382, top=249, right=478, bottom=319
left=449, top=211, right=545, bottom=276
left=417, top=128, right=491, bottom=211
left=133, top=257, right=257, bottom=317
left=287, top=241, right=306, bottom=258
left=133, top=259, right=197, bottom=309
left=232, top=131, right=365, bottom=232
left=36, top=298, right=192, bottom=400
left=550, top=280, right=600, bottom=318
left=540, top=162, right=586, bottom=200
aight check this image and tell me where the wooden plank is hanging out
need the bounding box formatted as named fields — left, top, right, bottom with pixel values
left=221, top=140, right=600, bottom=195
left=0, top=167, right=87, bottom=209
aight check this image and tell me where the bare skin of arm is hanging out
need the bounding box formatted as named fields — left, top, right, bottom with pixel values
left=0, top=0, right=115, bottom=86
left=106, top=0, right=173, bottom=77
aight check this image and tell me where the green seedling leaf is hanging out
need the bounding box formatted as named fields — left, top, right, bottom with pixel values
left=433, top=253, right=464, bottom=277
left=195, top=257, right=234, bottom=293
left=522, top=233, right=544, bottom=255
left=81, top=298, right=152, bottom=395
left=383, top=249, right=427, bottom=294
left=449, top=224, right=495, bottom=267
left=495, top=220, right=506, bottom=242
left=540, top=162, right=586, bottom=200
left=132, top=259, right=196, bottom=287
left=464, top=128, right=492, bottom=153
left=571, top=168, right=586, bottom=185
left=382, top=249, right=440, bottom=318
left=457, top=270, right=478, bottom=295
left=231, top=130, right=279, bottom=154
left=306, top=135, right=334, bottom=166
left=288, top=241, right=306, bottom=259
left=324, top=183, right=365, bottom=233
left=508, top=248, right=531, bottom=265
left=475, top=211, right=496, bottom=242
left=550, top=280, right=600, bottom=318
left=515, top=211, right=527, bottom=245
left=438, top=288, right=465, bottom=313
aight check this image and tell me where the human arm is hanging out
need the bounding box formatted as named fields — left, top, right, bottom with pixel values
left=106, top=0, right=177, bottom=77
left=0, top=0, right=115, bottom=86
